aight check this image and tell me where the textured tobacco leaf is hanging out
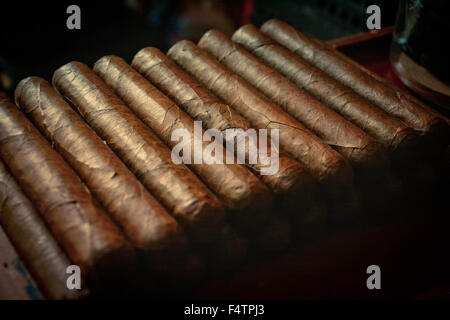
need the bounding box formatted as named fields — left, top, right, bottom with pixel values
left=261, top=19, right=449, bottom=136
left=167, top=40, right=353, bottom=186
left=15, top=77, right=184, bottom=253
left=131, top=48, right=313, bottom=195
left=0, top=159, right=88, bottom=299
left=198, top=29, right=388, bottom=168
left=0, top=91, right=135, bottom=288
left=52, top=62, right=227, bottom=241
left=94, top=56, right=274, bottom=228
left=232, top=25, right=417, bottom=153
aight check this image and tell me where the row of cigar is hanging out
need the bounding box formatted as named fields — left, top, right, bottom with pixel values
left=0, top=19, right=448, bottom=299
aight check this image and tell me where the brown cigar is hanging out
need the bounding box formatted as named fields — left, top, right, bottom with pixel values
left=167, top=40, right=353, bottom=186
left=94, top=55, right=272, bottom=224
left=261, top=19, right=449, bottom=137
left=130, top=48, right=314, bottom=195
left=0, top=159, right=87, bottom=300
left=52, top=62, right=226, bottom=240
left=232, top=25, right=417, bottom=153
left=0, top=91, right=135, bottom=288
left=15, top=77, right=185, bottom=254
left=198, top=29, right=388, bottom=168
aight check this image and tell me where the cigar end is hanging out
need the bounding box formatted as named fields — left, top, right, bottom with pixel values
left=52, top=61, right=87, bottom=88
left=260, top=18, right=283, bottom=31
left=167, top=40, right=197, bottom=58
left=264, top=159, right=315, bottom=195
left=175, top=196, right=226, bottom=242
left=344, top=140, right=390, bottom=169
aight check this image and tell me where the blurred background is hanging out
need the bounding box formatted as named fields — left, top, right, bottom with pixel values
left=0, top=0, right=399, bottom=95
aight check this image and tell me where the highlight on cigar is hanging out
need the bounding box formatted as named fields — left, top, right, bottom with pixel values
left=52, top=61, right=227, bottom=240
left=235, top=27, right=413, bottom=149
left=131, top=47, right=314, bottom=195
left=14, top=76, right=185, bottom=254
left=0, top=91, right=136, bottom=289
left=92, top=55, right=273, bottom=224
left=260, top=19, right=449, bottom=137
left=197, top=29, right=388, bottom=169
left=166, top=39, right=353, bottom=186
left=0, top=159, right=87, bottom=300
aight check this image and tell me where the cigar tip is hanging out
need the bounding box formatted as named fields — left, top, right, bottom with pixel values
left=350, top=140, right=390, bottom=169
left=198, top=29, right=222, bottom=46
left=168, top=40, right=196, bottom=57
left=233, top=24, right=256, bottom=36
left=94, top=55, right=117, bottom=66
left=52, top=61, right=86, bottom=85
left=131, top=47, right=166, bottom=72
left=261, top=18, right=281, bottom=30
left=14, top=76, right=50, bottom=110
left=14, top=76, right=34, bottom=104
left=176, top=197, right=226, bottom=238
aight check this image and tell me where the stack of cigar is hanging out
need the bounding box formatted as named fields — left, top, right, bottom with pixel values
left=0, top=19, right=448, bottom=299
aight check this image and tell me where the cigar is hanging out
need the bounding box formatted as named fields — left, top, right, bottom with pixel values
left=167, top=40, right=353, bottom=186
left=130, top=48, right=314, bottom=195
left=0, top=160, right=87, bottom=300
left=93, top=55, right=272, bottom=224
left=15, top=77, right=185, bottom=254
left=0, top=91, right=135, bottom=288
left=52, top=62, right=227, bottom=240
left=261, top=19, right=449, bottom=137
left=198, top=29, right=388, bottom=168
left=232, top=25, right=417, bottom=153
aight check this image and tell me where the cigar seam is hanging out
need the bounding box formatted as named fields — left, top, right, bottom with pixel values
left=94, top=55, right=274, bottom=228
left=166, top=40, right=353, bottom=185
left=14, top=76, right=185, bottom=252
left=198, top=29, right=388, bottom=168
left=0, top=159, right=88, bottom=299
left=0, top=91, right=135, bottom=286
left=260, top=18, right=448, bottom=135
left=231, top=24, right=417, bottom=154
left=52, top=61, right=232, bottom=238
left=131, top=48, right=315, bottom=196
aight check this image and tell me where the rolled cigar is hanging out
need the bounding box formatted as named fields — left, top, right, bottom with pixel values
left=15, top=77, right=184, bottom=253
left=232, top=25, right=417, bottom=152
left=94, top=55, right=272, bottom=221
left=198, top=29, right=388, bottom=168
left=261, top=19, right=449, bottom=136
left=167, top=40, right=353, bottom=185
left=0, top=91, right=135, bottom=287
left=0, top=160, right=86, bottom=300
left=130, top=48, right=313, bottom=194
left=52, top=62, right=226, bottom=238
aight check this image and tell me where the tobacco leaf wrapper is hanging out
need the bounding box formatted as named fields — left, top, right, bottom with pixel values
left=0, top=159, right=87, bottom=300
left=261, top=19, right=449, bottom=136
left=15, top=77, right=184, bottom=252
left=94, top=56, right=274, bottom=227
left=167, top=40, right=353, bottom=185
left=232, top=25, right=417, bottom=153
left=198, top=29, right=388, bottom=168
left=52, top=62, right=226, bottom=238
left=131, top=48, right=314, bottom=195
left=0, top=91, right=135, bottom=286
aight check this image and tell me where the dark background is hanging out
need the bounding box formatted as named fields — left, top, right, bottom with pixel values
left=0, top=0, right=399, bottom=95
